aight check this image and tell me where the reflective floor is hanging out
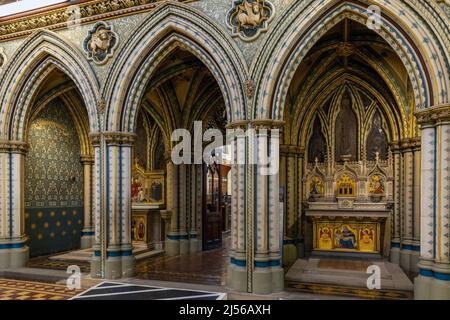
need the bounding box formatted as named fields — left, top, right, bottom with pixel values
left=27, top=237, right=230, bottom=286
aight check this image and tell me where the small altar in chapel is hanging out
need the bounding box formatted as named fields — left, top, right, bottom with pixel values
left=303, top=154, right=393, bottom=257
left=131, top=164, right=166, bottom=251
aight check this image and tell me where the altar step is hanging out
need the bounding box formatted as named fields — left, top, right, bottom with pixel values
left=285, top=258, right=413, bottom=300
left=49, top=247, right=164, bottom=263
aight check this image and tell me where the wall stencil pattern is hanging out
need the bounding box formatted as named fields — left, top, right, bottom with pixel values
left=25, top=99, right=83, bottom=257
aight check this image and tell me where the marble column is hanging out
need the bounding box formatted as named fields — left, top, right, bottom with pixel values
left=227, top=121, right=249, bottom=293
left=189, top=164, right=201, bottom=254
left=80, top=154, right=94, bottom=249
left=164, top=158, right=180, bottom=256
left=414, top=107, right=450, bottom=299
left=390, top=142, right=402, bottom=264
left=251, top=120, right=284, bottom=294
left=280, top=145, right=304, bottom=267
left=0, top=141, right=29, bottom=269
left=89, top=132, right=135, bottom=279
left=178, top=163, right=189, bottom=255
left=400, top=139, right=420, bottom=274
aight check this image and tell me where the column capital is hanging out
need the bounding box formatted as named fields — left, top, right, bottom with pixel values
left=415, top=104, right=450, bottom=125
left=390, top=138, right=420, bottom=152
left=225, top=120, right=250, bottom=129
left=0, top=140, right=29, bottom=154
left=89, top=132, right=136, bottom=146
left=80, top=154, right=94, bottom=164
left=280, top=144, right=304, bottom=156
left=250, top=119, right=285, bottom=130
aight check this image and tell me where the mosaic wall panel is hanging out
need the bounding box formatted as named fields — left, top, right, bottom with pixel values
left=25, top=99, right=83, bottom=257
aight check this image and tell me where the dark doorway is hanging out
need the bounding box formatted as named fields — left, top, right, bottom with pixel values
left=202, top=162, right=223, bottom=251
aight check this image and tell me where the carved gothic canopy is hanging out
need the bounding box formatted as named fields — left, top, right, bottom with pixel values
left=306, top=85, right=390, bottom=164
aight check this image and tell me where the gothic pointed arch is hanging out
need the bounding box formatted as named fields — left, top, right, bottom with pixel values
left=0, top=30, right=101, bottom=141
left=251, top=0, right=450, bottom=121
left=103, top=2, right=248, bottom=133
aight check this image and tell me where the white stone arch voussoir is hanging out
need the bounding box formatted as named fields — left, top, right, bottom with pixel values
left=251, top=0, right=449, bottom=121
left=102, top=2, right=248, bottom=133
left=0, top=30, right=101, bottom=141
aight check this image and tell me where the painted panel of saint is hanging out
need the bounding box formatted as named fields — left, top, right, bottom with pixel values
left=318, top=227, right=333, bottom=250
left=334, top=225, right=357, bottom=249
left=310, top=176, right=324, bottom=196
left=359, top=228, right=376, bottom=252
left=369, top=175, right=385, bottom=194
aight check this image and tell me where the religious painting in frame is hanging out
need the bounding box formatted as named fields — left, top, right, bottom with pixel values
left=313, top=220, right=380, bottom=253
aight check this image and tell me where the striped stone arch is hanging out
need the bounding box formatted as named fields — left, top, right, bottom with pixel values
left=251, top=0, right=450, bottom=120
left=0, top=30, right=101, bottom=141
left=102, top=2, right=248, bottom=133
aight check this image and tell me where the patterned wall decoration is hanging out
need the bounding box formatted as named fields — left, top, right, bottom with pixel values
left=25, top=99, right=83, bottom=257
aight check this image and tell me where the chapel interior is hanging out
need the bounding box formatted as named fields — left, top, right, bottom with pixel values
left=0, top=0, right=449, bottom=301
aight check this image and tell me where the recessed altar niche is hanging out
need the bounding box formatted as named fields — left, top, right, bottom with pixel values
left=304, top=85, right=393, bottom=256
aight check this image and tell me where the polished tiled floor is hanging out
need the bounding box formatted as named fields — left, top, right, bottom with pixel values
left=135, top=246, right=228, bottom=286
left=27, top=238, right=229, bottom=286
left=0, top=279, right=82, bottom=300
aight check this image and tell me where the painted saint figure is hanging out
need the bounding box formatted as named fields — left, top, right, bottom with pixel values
left=335, top=226, right=357, bottom=249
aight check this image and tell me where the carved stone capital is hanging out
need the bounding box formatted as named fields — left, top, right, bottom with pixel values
left=390, top=138, right=420, bottom=152
left=225, top=120, right=250, bottom=130
left=415, top=104, right=450, bottom=125
left=250, top=119, right=285, bottom=130
left=400, top=137, right=420, bottom=151
left=89, top=131, right=136, bottom=146
left=280, top=144, right=304, bottom=157
left=0, top=140, right=29, bottom=154
left=103, top=132, right=136, bottom=146
left=89, top=132, right=101, bottom=146
left=80, top=154, right=95, bottom=164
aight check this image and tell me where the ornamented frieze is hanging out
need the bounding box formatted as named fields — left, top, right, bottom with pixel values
left=0, top=0, right=190, bottom=41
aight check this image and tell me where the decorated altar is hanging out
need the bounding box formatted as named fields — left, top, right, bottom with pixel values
left=131, top=163, right=166, bottom=250
left=304, top=155, right=392, bottom=256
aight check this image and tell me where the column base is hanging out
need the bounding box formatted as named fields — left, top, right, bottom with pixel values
left=282, top=243, right=297, bottom=267
left=389, top=244, right=400, bottom=264
left=399, top=249, right=419, bottom=274
left=80, top=234, right=94, bottom=249
left=414, top=260, right=450, bottom=299
left=297, top=241, right=305, bottom=258
left=90, top=250, right=136, bottom=279
left=179, top=239, right=189, bottom=256
left=415, top=275, right=450, bottom=299
left=189, top=238, right=200, bottom=254
left=0, top=246, right=29, bottom=269
left=252, top=267, right=284, bottom=294
left=226, top=263, right=247, bottom=292
left=165, top=238, right=180, bottom=256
